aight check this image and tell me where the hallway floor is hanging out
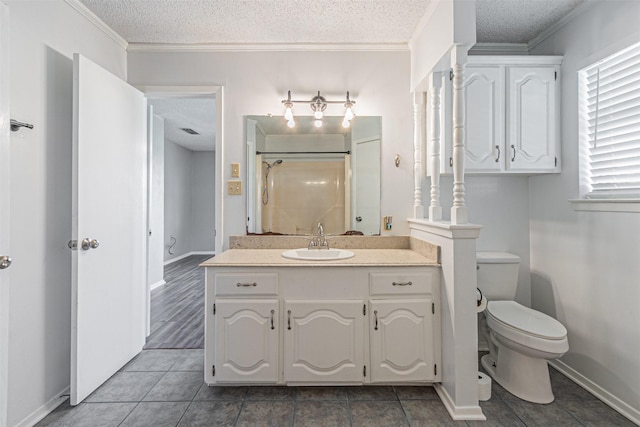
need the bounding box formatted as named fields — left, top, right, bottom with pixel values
left=36, top=349, right=633, bottom=426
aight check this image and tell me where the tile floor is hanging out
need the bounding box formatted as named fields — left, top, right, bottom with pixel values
left=36, top=349, right=635, bottom=427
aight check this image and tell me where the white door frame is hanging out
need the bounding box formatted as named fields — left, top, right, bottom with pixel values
left=136, top=85, right=223, bottom=332
left=0, top=3, right=11, bottom=425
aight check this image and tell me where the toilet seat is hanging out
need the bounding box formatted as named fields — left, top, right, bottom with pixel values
left=486, top=301, right=568, bottom=354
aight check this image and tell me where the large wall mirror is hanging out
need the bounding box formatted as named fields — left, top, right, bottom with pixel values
left=246, top=115, right=381, bottom=236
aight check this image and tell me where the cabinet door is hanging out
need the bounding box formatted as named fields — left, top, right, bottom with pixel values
left=214, top=299, right=279, bottom=383
left=284, top=300, right=365, bottom=383
left=370, top=299, right=435, bottom=382
left=464, top=66, right=505, bottom=172
left=506, top=66, right=558, bottom=172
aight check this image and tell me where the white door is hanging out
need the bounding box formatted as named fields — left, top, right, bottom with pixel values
left=464, top=66, right=505, bottom=172
left=354, top=139, right=380, bottom=235
left=70, top=54, right=147, bottom=405
left=215, top=299, right=279, bottom=383
left=370, top=299, right=434, bottom=383
left=506, top=66, right=557, bottom=172
left=284, top=300, right=364, bottom=383
left=0, top=3, right=10, bottom=423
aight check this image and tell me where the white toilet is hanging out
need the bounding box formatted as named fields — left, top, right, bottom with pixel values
left=477, top=252, right=569, bottom=404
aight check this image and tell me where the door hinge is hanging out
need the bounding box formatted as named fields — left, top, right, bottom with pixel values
left=363, top=304, right=366, bottom=316
left=213, top=304, right=216, bottom=315
left=555, top=157, right=558, bottom=167
left=363, top=366, right=367, bottom=377
left=212, top=365, right=215, bottom=376
left=555, top=71, right=558, bottom=81
left=434, top=364, right=437, bottom=376
left=432, top=302, right=435, bottom=315
left=449, top=69, right=454, bottom=81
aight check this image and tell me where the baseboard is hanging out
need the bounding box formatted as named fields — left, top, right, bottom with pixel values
left=434, top=383, right=486, bottom=421
left=14, top=386, right=69, bottom=427
left=149, top=280, right=166, bottom=292
left=549, top=360, right=640, bottom=426
left=164, top=251, right=215, bottom=265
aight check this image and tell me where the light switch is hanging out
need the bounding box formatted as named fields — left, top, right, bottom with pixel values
left=231, top=163, right=240, bottom=178
left=227, top=181, right=242, bottom=195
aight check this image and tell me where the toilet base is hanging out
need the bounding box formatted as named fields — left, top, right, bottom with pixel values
left=481, top=350, right=555, bottom=404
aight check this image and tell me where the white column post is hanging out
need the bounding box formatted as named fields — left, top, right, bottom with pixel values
left=413, top=91, right=425, bottom=219
left=450, top=45, right=468, bottom=224
left=428, top=72, right=443, bottom=221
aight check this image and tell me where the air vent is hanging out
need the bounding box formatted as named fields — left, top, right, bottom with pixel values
left=180, top=128, right=200, bottom=135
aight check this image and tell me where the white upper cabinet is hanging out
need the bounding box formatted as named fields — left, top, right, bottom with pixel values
left=429, top=56, right=562, bottom=175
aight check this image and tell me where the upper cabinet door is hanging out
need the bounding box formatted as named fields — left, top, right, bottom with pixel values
left=464, top=66, right=505, bottom=172
left=506, top=66, right=558, bottom=172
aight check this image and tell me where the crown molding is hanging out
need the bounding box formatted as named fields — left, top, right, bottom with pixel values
left=65, top=0, right=127, bottom=49
left=469, top=43, right=529, bottom=55
left=527, top=0, right=596, bottom=52
left=127, top=42, right=409, bottom=53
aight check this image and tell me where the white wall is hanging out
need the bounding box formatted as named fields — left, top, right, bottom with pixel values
left=529, top=0, right=640, bottom=418
left=164, top=141, right=215, bottom=261
left=5, top=1, right=126, bottom=425
left=127, top=50, right=414, bottom=249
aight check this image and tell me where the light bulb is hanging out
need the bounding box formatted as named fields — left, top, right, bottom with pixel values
left=344, top=106, right=354, bottom=121
left=342, top=119, right=350, bottom=128
left=284, top=106, right=293, bottom=121
left=287, top=119, right=295, bottom=128
left=314, top=110, right=323, bottom=120
left=314, top=119, right=322, bottom=128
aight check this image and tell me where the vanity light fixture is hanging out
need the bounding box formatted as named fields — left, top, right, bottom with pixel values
left=281, top=90, right=356, bottom=128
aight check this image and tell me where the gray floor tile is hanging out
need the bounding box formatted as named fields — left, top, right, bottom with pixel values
left=193, top=384, right=248, bottom=401
left=296, top=386, right=349, bottom=401
left=393, top=385, right=439, bottom=400
left=123, top=349, right=184, bottom=372
left=549, top=368, right=600, bottom=402
left=120, top=401, right=190, bottom=427
left=246, top=385, right=298, bottom=400
left=171, top=349, right=204, bottom=372
left=178, top=401, right=241, bottom=426
left=558, top=400, right=637, bottom=426
left=143, top=371, right=203, bottom=401
left=236, top=400, right=295, bottom=427
left=350, top=400, right=409, bottom=427
left=346, top=386, right=397, bottom=401
left=467, top=399, right=526, bottom=427
left=294, top=401, right=350, bottom=427
left=503, top=399, right=582, bottom=427
left=86, top=371, right=164, bottom=403
left=401, top=399, right=464, bottom=427
left=35, top=402, right=136, bottom=427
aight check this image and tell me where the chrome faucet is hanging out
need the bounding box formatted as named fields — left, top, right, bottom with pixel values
left=308, top=222, right=329, bottom=250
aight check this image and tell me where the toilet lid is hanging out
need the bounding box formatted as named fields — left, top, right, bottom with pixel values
left=486, top=301, right=567, bottom=340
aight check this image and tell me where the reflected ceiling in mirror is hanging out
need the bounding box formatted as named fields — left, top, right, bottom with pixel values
left=246, top=116, right=381, bottom=236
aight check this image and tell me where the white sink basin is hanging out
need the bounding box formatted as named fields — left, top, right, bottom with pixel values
left=282, top=248, right=355, bottom=261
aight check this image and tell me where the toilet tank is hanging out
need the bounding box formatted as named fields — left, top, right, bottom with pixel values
left=476, top=252, right=520, bottom=301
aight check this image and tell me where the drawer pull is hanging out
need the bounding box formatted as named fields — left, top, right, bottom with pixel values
left=287, top=310, right=292, bottom=330
left=236, top=282, right=257, bottom=287
left=374, top=310, right=379, bottom=330
left=392, top=281, right=413, bottom=287
left=270, top=309, right=275, bottom=330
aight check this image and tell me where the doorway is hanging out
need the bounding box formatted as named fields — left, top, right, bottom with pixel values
left=140, top=87, right=222, bottom=349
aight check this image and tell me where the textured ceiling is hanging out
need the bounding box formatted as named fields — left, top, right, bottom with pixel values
left=149, top=98, right=216, bottom=151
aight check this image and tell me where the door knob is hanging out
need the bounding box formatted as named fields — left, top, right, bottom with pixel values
left=89, top=239, right=100, bottom=249
left=0, top=255, right=12, bottom=270
left=80, top=238, right=100, bottom=251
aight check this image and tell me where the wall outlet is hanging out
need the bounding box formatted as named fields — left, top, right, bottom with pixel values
left=231, top=162, right=240, bottom=178
left=227, top=180, right=242, bottom=195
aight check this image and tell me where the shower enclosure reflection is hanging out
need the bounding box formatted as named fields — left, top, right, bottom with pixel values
left=246, top=116, right=381, bottom=235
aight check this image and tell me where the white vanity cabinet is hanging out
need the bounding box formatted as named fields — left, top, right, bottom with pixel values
left=430, top=56, right=562, bottom=175
left=205, top=264, right=441, bottom=386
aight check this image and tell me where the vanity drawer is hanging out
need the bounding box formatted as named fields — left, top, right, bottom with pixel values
left=215, top=273, right=278, bottom=296
left=369, top=270, right=436, bottom=296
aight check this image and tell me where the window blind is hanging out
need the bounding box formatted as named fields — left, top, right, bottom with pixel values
left=581, top=41, right=640, bottom=198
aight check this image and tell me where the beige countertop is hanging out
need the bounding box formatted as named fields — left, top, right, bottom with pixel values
left=200, top=248, right=439, bottom=267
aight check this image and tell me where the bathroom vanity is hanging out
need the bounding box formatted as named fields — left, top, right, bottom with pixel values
left=201, top=243, right=441, bottom=386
